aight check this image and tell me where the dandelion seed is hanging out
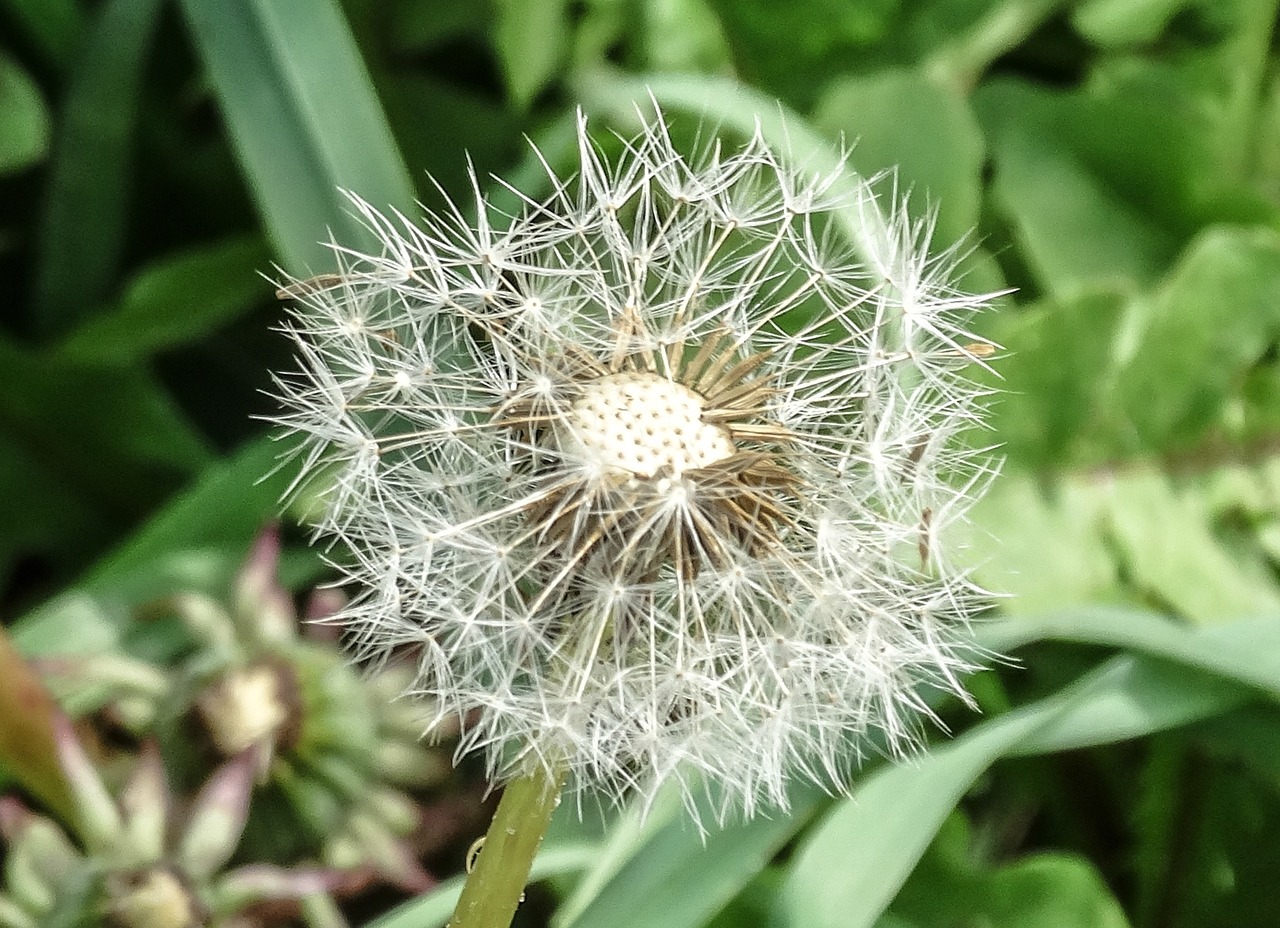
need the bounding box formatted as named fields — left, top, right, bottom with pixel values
left=272, top=109, right=1001, bottom=823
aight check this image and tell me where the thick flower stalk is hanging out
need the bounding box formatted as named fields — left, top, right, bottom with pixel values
left=273, top=111, right=999, bottom=821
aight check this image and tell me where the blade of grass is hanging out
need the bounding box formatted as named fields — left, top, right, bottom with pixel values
left=977, top=608, right=1280, bottom=702
left=567, top=612, right=1280, bottom=928
left=31, top=0, right=164, bottom=334
left=777, top=616, right=1280, bottom=928
left=562, top=783, right=827, bottom=928
left=178, top=0, right=416, bottom=273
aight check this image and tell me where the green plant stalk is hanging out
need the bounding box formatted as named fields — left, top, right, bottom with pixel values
left=448, top=762, right=567, bottom=928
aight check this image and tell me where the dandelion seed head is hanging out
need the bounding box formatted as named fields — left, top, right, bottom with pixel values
left=271, top=107, right=1002, bottom=823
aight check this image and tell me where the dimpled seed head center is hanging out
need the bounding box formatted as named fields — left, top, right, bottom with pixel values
left=566, top=371, right=736, bottom=478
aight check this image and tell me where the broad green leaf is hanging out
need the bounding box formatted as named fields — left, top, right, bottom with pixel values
left=918, top=0, right=1070, bottom=91
left=977, top=289, right=1127, bottom=468
left=0, top=53, right=50, bottom=174
left=639, top=0, right=733, bottom=73
left=981, top=610, right=1280, bottom=703
left=1010, top=656, right=1251, bottom=754
left=565, top=610, right=1280, bottom=928
left=1083, top=0, right=1277, bottom=185
left=961, top=474, right=1122, bottom=614
left=31, top=0, right=165, bottom=334
left=1255, top=69, right=1280, bottom=200
left=59, top=237, right=272, bottom=364
left=892, top=816, right=1131, bottom=928
left=976, top=79, right=1180, bottom=297
left=777, top=615, right=1277, bottom=928
left=554, top=785, right=686, bottom=927
left=1105, top=469, right=1280, bottom=623
left=1112, top=226, right=1280, bottom=450
left=811, top=68, right=984, bottom=246
left=11, top=440, right=301, bottom=654
left=562, top=783, right=827, bottom=928
left=701, top=0, right=898, bottom=107
left=178, top=0, right=416, bottom=272
left=493, top=0, right=568, bottom=109
left=779, top=702, right=1052, bottom=928
left=953, top=854, right=1132, bottom=927
left=1071, top=0, right=1188, bottom=46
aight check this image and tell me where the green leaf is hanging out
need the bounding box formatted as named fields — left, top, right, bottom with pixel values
left=1112, top=226, right=1280, bottom=450
left=178, top=0, right=416, bottom=273
left=811, top=68, right=984, bottom=246
left=1104, top=469, right=1280, bottom=622
left=893, top=816, right=1131, bottom=928
left=956, top=854, right=1133, bottom=927
left=31, top=0, right=165, bottom=334
left=976, top=78, right=1183, bottom=297
left=10, top=439, right=296, bottom=655
left=960, top=474, right=1123, bottom=614
left=919, top=0, right=1071, bottom=91
left=562, top=784, right=827, bottom=928
left=0, top=337, right=212, bottom=522
left=777, top=616, right=1274, bottom=928
left=493, top=0, right=568, bottom=109
left=978, top=289, right=1127, bottom=469
left=780, top=705, right=1051, bottom=928
left=701, top=0, right=898, bottom=108
left=0, top=53, right=51, bottom=174
left=1010, top=656, right=1251, bottom=754
left=1071, top=0, right=1188, bottom=46
left=81, top=435, right=292, bottom=592
left=981, top=610, right=1280, bottom=703
left=638, top=0, right=734, bottom=74
left=58, top=236, right=272, bottom=364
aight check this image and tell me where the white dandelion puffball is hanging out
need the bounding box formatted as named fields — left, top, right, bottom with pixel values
left=272, top=110, right=1000, bottom=820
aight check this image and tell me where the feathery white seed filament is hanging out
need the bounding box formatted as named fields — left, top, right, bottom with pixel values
left=271, top=108, right=1002, bottom=824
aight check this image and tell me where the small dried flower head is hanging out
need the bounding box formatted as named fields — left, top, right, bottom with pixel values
left=272, top=109, right=1000, bottom=820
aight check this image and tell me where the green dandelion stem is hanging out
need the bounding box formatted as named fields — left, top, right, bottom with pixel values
left=448, top=762, right=567, bottom=928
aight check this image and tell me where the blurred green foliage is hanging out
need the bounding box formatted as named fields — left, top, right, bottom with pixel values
left=4, top=0, right=1280, bottom=926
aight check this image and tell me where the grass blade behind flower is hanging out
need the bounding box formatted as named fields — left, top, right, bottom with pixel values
left=178, top=0, right=416, bottom=273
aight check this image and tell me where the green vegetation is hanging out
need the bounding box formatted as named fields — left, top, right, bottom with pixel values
left=4, top=1, right=1280, bottom=926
